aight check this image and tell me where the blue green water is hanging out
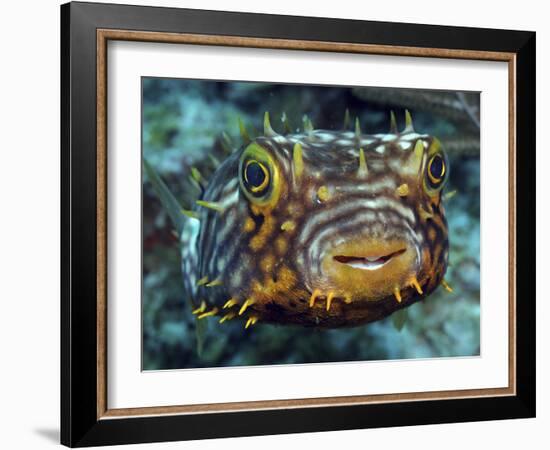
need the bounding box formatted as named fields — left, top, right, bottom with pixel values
left=142, top=78, right=480, bottom=370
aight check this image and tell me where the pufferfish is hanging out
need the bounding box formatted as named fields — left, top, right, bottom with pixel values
left=145, top=110, right=453, bottom=330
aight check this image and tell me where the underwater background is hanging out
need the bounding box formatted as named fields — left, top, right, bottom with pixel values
left=142, top=78, right=480, bottom=370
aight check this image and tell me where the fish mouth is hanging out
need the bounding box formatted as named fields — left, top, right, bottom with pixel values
left=319, top=238, right=417, bottom=302
left=333, top=248, right=406, bottom=271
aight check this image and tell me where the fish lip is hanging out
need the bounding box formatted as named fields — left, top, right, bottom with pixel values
left=332, top=248, right=407, bottom=270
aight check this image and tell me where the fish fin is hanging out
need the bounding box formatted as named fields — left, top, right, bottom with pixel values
left=143, top=158, right=189, bottom=235
left=195, top=316, right=207, bottom=358
left=391, top=308, right=408, bottom=331
left=220, top=131, right=234, bottom=154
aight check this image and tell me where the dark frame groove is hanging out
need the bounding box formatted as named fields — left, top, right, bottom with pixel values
left=61, top=1, right=535, bottom=447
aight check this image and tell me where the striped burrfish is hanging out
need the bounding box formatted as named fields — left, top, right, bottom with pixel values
left=145, top=110, right=452, bottom=330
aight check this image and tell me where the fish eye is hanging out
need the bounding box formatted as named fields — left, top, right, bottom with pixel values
left=426, top=153, right=447, bottom=190
left=244, top=160, right=270, bottom=194
left=239, top=142, right=281, bottom=207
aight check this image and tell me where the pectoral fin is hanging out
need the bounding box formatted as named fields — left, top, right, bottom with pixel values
left=391, top=308, right=408, bottom=331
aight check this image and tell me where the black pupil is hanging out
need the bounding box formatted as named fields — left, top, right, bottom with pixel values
left=246, top=162, right=266, bottom=188
left=430, top=155, right=444, bottom=180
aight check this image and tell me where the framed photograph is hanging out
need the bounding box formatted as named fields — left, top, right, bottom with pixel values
left=61, top=1, right=535, bottom=447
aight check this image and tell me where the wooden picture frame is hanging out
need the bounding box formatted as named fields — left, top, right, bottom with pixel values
left=61, top=1, right=535, bottom=446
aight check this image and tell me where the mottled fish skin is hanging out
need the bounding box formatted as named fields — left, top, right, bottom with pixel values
left=181, top=116, right=449, bottom=328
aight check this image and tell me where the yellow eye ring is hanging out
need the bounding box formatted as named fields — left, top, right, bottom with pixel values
left=239, top=142, right=281, bottom=208
left=427, top=154, right=446, bottom=185
left=244, top=159, right=270, bottom=193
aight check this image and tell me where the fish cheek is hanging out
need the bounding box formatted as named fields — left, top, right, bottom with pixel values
left=419, top=211, right=449, bottom=291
